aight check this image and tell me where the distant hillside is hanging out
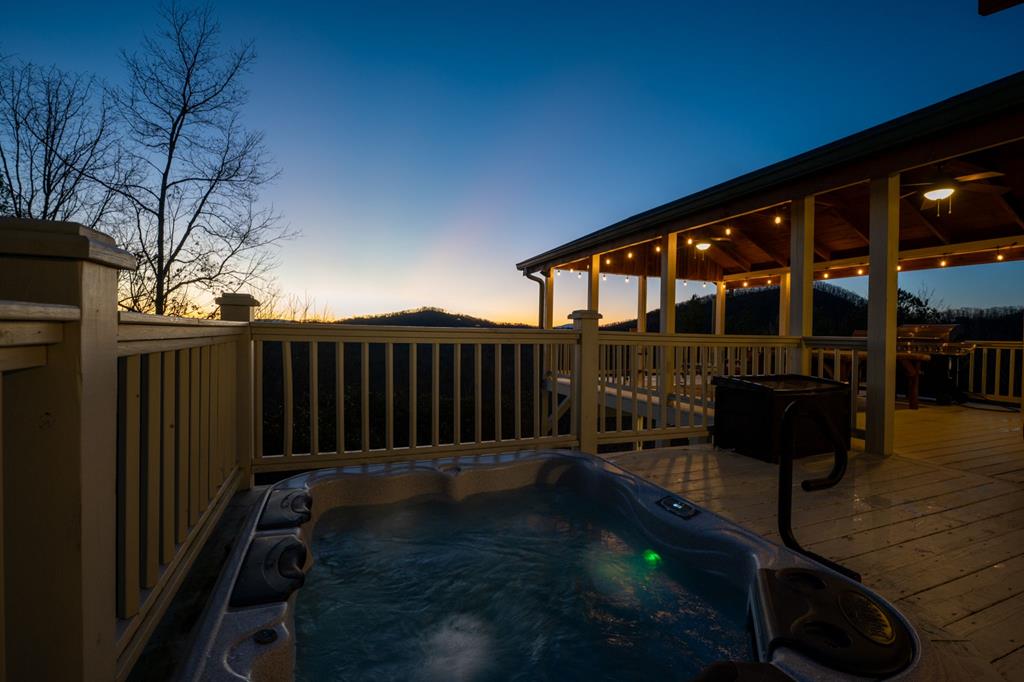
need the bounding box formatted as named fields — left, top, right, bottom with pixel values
left=603, top=283, right=1022, bottom=339
left=333, top=306, right=529, bottom=328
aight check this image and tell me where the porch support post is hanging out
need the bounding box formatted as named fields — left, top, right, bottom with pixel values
left=571, top=309, right=601, bottom=453
left=788, top=197, right=815, bottom=372
left=0, top=219, right=135, bottom=680
left=543, top=271, right=555, bottom=330
left=778, top=271, right=791, bottom=335
left=636, top=275, right=647, bottom=332
left=588, top=254, right=601, bottom=313
left=217, top=293, right=259, bottom=490
left=867, top=175, right=900, bottom=456
left=714, top=282, right=727, bottom=335
left=659, top=233, right=677, bottom=334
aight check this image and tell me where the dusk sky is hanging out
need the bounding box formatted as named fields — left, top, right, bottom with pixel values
left=5, top=1, right=1023, bottom=323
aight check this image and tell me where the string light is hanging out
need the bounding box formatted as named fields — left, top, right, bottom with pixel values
left=996, top=252, right=1004, bottom=261
left=896, top=265, right=902, bottom=271
left=725, top=227, right=732, bottom=236
left=767, top=279, right=772, bottom=286
left=625, top=276, right=630, bottom=283
left=823, top=272, right=830, bottom=279
left=773, top=215, right=782, bottom=225
left=686, top=237, right=694, bottom=246
left=602, top=274, right=607, bottom=281
left=605, top=257, right=611, bottom=265
left=655, top=245, right=661, bottom=253
left=939, top=259, right=947, bottom=267
left=683, top=280, right=688, bottom=286
left=702, top=282, right=708, bottom=288
left=577, top=272, right=582, bottom=279
left=856, top=268, right=864, bottom=276
left=627, top=252, right=633, bottom=259
left=742, top=281, right=748, bottom=287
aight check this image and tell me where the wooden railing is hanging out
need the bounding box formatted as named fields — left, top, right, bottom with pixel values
left=965, top=340, right=1024, bottom=403
left=112, top=313, right=250, bottom=678
left=249, top=322, right=580, bottom=471
left=0, top=300, right=82, bottom=682
left=804, top=336, right=866, bottom=438
left=593, top=331, right=798, bottom=445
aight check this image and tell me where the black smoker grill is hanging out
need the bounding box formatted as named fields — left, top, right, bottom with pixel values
left=711, top=375, right=851, bottom=463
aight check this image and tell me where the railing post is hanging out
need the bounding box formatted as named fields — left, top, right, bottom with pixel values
left=0, top=218, right=135, bottom=680
left=571, top=309, right=601, bottom=453
left=216, top=293, right=259, bottom=489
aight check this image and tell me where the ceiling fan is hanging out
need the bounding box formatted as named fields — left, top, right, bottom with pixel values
left=901, top=169, right=1010, bottom=201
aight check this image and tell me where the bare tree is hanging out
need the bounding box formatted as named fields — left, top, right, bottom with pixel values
left=0, top=58, right=121, bottom=227
left=111, top=4, right=292, bottom=316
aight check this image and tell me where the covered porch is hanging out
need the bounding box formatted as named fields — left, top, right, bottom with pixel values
left=519, top=71, right=1024, bottom=457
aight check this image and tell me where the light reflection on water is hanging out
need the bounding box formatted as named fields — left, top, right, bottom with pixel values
left=294, top=488, right=751, bottom=681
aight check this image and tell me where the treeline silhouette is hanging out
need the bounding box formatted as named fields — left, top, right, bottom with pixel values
left=604, top=283, right=1022, bottom=339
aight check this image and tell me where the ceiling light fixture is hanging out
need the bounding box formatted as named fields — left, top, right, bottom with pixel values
left=695, top=241, right=711, bottom=251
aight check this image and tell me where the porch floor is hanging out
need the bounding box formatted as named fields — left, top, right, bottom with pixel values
left=607, top=402, right=1024, bottom=681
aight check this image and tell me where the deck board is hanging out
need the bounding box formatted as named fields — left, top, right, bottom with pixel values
left=608, top=402, right=1023, bottom=681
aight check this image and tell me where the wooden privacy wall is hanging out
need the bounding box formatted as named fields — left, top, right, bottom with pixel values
left=250, top=324, right=580, bottom=470
left=113, top=315, right=248, bottom=678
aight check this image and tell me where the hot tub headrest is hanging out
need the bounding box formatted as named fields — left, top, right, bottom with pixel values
left=258, top=489, right=313, bottom=530
left=230, top=534, right=308, bottom=608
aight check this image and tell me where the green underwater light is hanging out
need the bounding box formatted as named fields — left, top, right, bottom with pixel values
left=642, top=549, right=662, bottom=566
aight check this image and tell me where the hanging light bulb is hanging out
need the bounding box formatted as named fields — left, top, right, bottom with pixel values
left=724, top=227, right=732, bottom=236
left=856, top=268, right=864, bottom=276
left=773, top=215, right=782, bottom=225
left=686, top=237, right=694, bottom=246
left=627, top=251, right=633, bottom=259
left=602, top=274, right=607, bottom=281
left=625, top=276, right=630, bottom=283
left=655, top=245, right=661, bottom=253
left=742, top=281, right=748, bottom=287
left=939, top=258, right=947, bottom=267
left=823, top=272, right=830, bottom=279
left=683, top=280, right=688, bottom=286
left=577, top=271, right=582, bottom=279
left=767, top=279, right=772, bottom=286
left=556, top=269, right=561, bottom=276
left=996, top=252, right=1004, bottom=261
left=702, top=282, right=707, bottom=288
left=605, top=257, right=611, bottom=265
left=896, top=264, right=902, bottom=271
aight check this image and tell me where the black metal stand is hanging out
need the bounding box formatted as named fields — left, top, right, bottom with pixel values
left=778, top=399, right=862, bottom=582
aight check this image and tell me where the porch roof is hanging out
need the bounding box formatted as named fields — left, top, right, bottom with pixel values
left=516, top=70, right=1024, bottom=288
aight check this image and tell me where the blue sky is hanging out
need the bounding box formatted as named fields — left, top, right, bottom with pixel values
left=4, top=1, right=1023, bottom=323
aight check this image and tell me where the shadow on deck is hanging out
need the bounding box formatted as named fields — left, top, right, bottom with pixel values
left=608, top=402, right=1024, bottom=682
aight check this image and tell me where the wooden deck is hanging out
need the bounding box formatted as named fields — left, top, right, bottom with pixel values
left=608, top=402, right=1024, bottom=681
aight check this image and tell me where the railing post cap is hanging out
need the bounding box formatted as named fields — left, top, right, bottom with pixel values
left=568, top=309, right=602, bottom=321
left=215, top=292, right=261, bottom=307
left=0, top=217, right=137, bottom=270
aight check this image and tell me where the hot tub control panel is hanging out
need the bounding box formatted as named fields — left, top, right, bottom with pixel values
left=657, top=495, right=699, bottom=519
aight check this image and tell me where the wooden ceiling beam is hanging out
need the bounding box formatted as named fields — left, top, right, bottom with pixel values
left=818, top=198, right=871, bottom=245
left=701, top=246, right=743, bottom=273
left=709, top=241, right=752, bottom=271
left=996, top=194, right=1024, bottom=232
left=900, top=197, right=952, bottom=244
left=730, top=226, right=788, bottom=266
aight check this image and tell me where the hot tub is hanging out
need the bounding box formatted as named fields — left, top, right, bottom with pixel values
left=181, top=451, right=931, bottom=681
